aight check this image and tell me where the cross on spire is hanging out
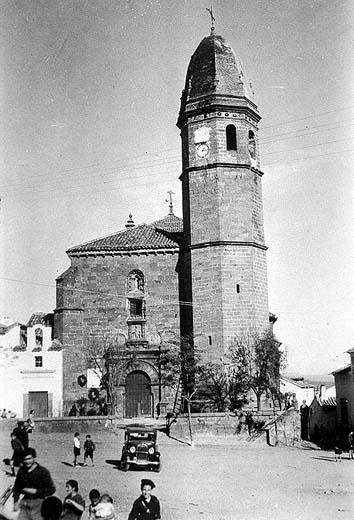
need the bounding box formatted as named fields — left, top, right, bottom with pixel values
left=206, top=7, right=215, bottom=34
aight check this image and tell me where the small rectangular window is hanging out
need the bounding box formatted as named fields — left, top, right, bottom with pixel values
left=236, top=284, right=240, bottom=293
left=208, top=336, right=212, bottom=346
left=129, top=299, right=143, bottom=317
left=35, top=356, right=43, bottom=367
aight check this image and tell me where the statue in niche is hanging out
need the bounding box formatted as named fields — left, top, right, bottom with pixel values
left=127, top=270, right=144, bottom=292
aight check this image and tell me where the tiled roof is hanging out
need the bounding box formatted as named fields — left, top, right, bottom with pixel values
left=67, top=214, right=183, bottom=254
left=331, top=364, right=351, bottom=376
left=27, top=313, right=46, bottom=327
left=317, top=396, right=337, bottom=408
left=281, top=376, right=315, bottom=389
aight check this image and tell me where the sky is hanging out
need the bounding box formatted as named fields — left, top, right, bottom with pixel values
left=1, top=0, right=354, bottom=375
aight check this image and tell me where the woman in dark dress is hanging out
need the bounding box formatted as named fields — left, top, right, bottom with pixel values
left=128, top=479, right=161, bottom=520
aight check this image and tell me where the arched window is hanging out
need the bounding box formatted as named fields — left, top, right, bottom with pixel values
left=127, top=270, right=144, bottom=292
left=35, top=328, right=43, bottom=347
left=248, top=129, right=256, bottom=159
left=226, top=125, right=237, bottom=150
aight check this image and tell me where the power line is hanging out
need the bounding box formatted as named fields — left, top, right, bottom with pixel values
left=2, top=109, right=354, bottom=190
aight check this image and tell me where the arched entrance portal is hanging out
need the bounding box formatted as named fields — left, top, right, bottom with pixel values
left=125, top=371, right=152, bottom=417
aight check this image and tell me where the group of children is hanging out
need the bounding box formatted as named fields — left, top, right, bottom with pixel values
left=73, top=432, right=96, bottom=467
left=43, top=479, right=160, bottom=520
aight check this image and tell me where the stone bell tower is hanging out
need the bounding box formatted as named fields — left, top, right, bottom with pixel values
left=177, top=30, right=269, bottom=361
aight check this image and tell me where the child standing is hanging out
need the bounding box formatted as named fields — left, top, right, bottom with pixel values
left=88, top=489, right=100, bottom=520
left=62, top=480, right=85, bottom=520
left=73, top=432, right=81, bottom=468
left=334, top=436, right=342, bottom=462
left=93, top=494, right=115, bottom=520
left=84, top=434, right=96, bottom=467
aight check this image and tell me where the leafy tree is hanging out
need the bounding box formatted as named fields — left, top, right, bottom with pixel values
left=199, top=362, right=230, bottom=412
left=229, top=329, right=285, bottom=411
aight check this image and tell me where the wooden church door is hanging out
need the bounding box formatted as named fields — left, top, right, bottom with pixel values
left=125, top=371, right=152, bottom=417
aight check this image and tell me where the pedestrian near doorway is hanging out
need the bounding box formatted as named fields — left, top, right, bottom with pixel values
left=62, top=480, right=85, bottom=520
left=73, top=432, right=81, bottom=468
left=128, top=479, right=161, bottom=520
left=348, top=429, right=354, bottom=460
left=299, top=400, right=309, bottom=440
left=83, top=435, right=95, bottom=467
left=13, top=421, right=29, bottom=450
left=334, top=436, right=343, bottom=462
left=12, top=447, right=56, bottom=520
left=10, top=431, right=24, bottom=476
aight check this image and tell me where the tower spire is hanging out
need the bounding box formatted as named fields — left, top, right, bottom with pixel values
left=206, top=7, right=215, bottom=35
left=166, top=190, right=175, bottom=215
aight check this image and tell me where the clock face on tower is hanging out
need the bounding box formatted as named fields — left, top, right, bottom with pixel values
left=196, top=142, right=209, bottom=158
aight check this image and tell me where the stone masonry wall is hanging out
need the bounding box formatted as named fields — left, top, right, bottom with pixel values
left=55, top=251, right=180, bottom=412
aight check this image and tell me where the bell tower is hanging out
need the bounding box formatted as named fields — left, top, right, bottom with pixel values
left=177, top=32, right=269, bottom=361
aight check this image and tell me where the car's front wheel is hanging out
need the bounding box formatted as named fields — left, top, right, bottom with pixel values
left=121, top=460, right=130, bottom=472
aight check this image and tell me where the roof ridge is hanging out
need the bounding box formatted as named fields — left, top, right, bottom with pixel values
left=67, top=222, right=151, bottom=253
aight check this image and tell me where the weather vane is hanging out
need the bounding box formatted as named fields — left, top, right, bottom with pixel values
left=206, top=7, right=215, bottom=34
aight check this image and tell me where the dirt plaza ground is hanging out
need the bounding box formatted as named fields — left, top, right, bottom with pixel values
left=1, top=427, right=354, bottom=520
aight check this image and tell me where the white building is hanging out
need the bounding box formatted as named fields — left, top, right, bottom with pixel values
left=0, top=313, right=63, bottom=418
left=280, top=376, right=316, bottom=406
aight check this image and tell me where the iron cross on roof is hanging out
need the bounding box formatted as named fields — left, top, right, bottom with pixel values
left=206, top=7, right=215, bottom=34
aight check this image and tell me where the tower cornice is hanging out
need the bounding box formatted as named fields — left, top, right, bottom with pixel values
left=189, top=240, right=268, bottom=251
left=179, top=163, right=264, bottom=181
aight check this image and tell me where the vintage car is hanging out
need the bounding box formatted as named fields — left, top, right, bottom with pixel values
left=120, top=426, right=161, bottom=472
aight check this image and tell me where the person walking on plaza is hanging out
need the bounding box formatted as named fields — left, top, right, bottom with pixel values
left=10, top=431, right=24, bottom=476
left=128, top=479, right=161, bottom=520
left=299, top=400, right=309, bottom=440
left=62, top=480, right=85, bottom=520
left=12, top=447, right=56, bottom=520
left=83, top=434, right=95, bottom=467
left=73, top=432, right=81, bottom=468
left=348, top=429, right=354, bottom=460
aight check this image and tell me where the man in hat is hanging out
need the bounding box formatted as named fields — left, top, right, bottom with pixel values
left=13, top=447, right=56, bottom=520
left=128, top=479, right=160, bottom=520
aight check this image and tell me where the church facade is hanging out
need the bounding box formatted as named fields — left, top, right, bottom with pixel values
left=55, top=30, right=271, bottom=417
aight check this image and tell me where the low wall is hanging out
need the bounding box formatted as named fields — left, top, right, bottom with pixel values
left=265, top=409, right=301, bottom=446
left=169, top=410, right=279, bottom=439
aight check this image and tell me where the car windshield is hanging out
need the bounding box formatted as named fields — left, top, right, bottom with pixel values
left=128, top=432, right=155, bottom=441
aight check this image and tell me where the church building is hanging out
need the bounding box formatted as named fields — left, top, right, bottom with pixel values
left=55, top=28, right=271, bottom=417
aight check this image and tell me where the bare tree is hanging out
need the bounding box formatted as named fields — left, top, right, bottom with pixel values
left=85, top=333, right=126, bottom=415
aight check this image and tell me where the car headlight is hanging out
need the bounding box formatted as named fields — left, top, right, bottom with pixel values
left=148, top=447, right=154, bottom=455
left=129, top=446, right=136, bottom=454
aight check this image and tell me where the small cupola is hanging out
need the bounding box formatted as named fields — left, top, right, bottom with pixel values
left=125, top=213, right=135, bottom=229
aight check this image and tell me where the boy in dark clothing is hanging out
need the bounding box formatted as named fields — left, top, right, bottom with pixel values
left=10, top=431, right=24, bottom=475
left=128, top=479, right=161, bottom=520
left=13, top=421, right=29, bottom=450
left=83, top=434, right=96, bottom=467
left=13, top=447, right=56, bottom=520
